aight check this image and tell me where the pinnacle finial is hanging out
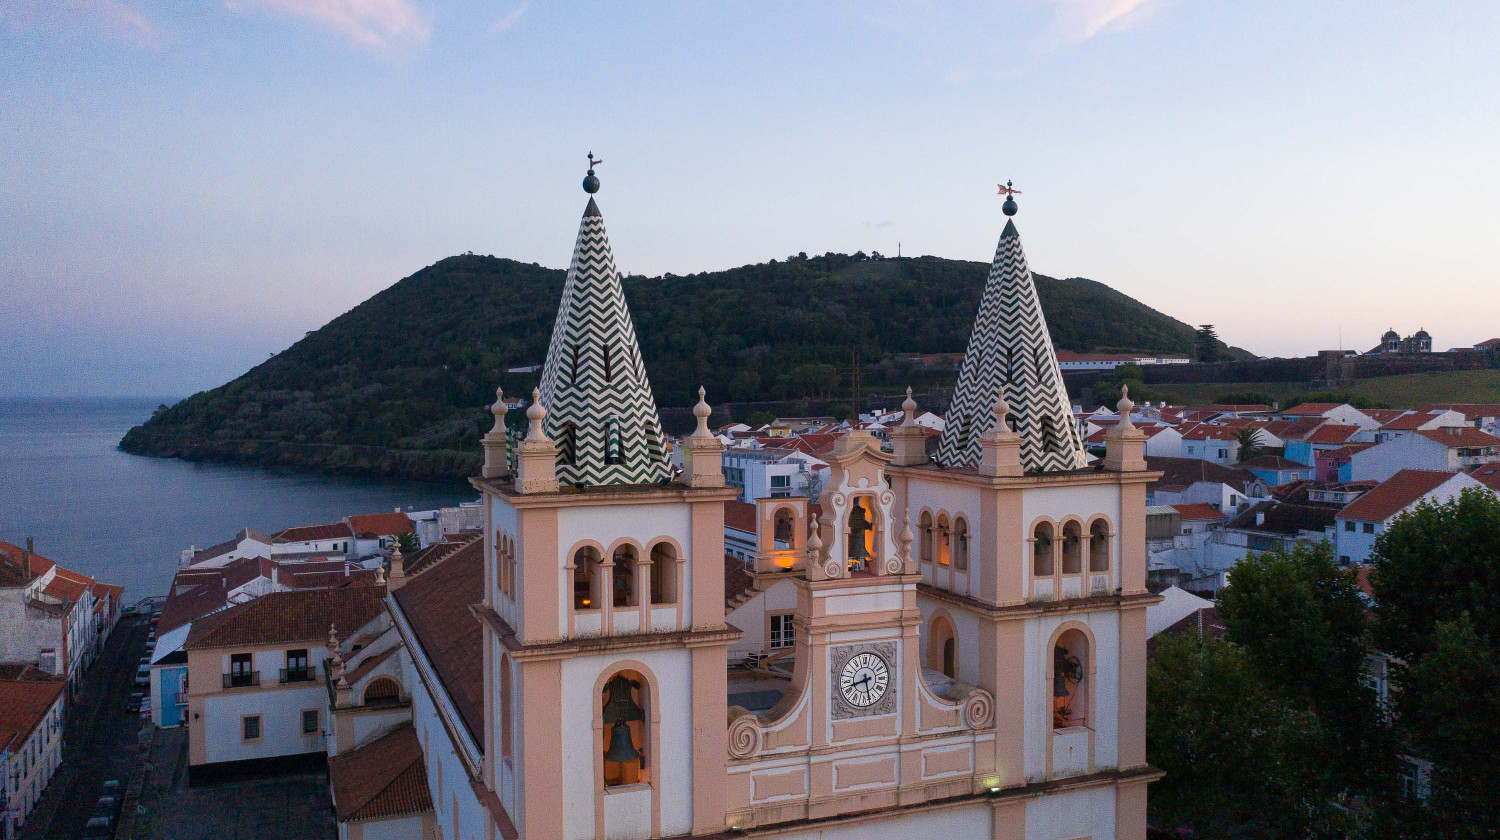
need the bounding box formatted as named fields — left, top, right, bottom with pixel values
left=526, top=388, right=547, bottom=438
left=902, top=386, right=917, bottom=423
left=1117, top=384, right=1136, bottom=429
left=489, top=386, right=508, bottom=430
left=898, top=511, right=914, bottom=561
left=807, top=514, right=823, bottom=557
left=691, top=386, right=712, bottom=438
left=583, top=152, right=601, bottom=194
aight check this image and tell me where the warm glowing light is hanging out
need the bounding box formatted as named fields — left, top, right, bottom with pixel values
left=581, top=598, right=592, bottom=607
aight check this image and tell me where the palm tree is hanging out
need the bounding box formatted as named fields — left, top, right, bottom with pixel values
left=1235, top=427, right=1261, bottom=462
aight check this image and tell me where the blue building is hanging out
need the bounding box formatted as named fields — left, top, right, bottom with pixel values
left=1241, top=455, right=1316, bottom=487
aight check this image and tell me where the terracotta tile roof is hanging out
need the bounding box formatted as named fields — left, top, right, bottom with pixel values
left=329, top=723, right=432, bottom=822
left=347, top=513, right=414, bottom=538
left=392, top=538, right=483, bottom=745
left=1359, top=409, right=1406, bottom=424
left=1280, top=402, right=1345, bottom=416
left=1337, top=469, right=1458, bottom=523
left=1263, top=417, right=1326, bottom=440
left=1379, top=410, right=1451, bottom=431
left=1226, top=499, right=1341, bottom=535
left=724, top=501, right=757, bottom=534
left=275, top=522, right=354, bottom=543
left=341, top=644, right=400, bottom=687
left=1179, top=424, right=1239, bottom=441
left=1322, top=442, right=1375, bottom=463
left=1469, top=463, right=1500, bottom=491
left=159, top=578, right=230, bottom=634
left=1415, top=427, right=1500, bottom=448
left=0, top=542, right=55, bottom=582
left=1171, top=504, right=1228, bottom=521
left=0, top=677, right=66, bottom=753
left=42, top=575, right=89, bottom=608
left=1423, top=403, right=1500, bottom=421
left=1305, top=424, right=1361, bottom=445
left=1145, top=456, right=1260, bottom=493
left=186, top=587, right=386, bottom=649
left=1183, top=404, right=1272, bottom=413
left=402, top=535, right=480, bottom=578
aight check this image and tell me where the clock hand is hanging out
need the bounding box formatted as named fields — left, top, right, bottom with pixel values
left=853, top=675, right=871, bottom=691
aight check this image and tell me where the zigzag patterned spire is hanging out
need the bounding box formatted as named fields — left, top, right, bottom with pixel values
left=934, top=219, right=1086, bottom=473
left=536, top=195, right=671, bottom=486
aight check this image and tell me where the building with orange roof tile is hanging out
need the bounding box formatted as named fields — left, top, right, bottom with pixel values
left=0, top=673, right=66, bottom=834
left=0, top=540, right=122, bottom=697
left=1334, top=469, right=1494, bottom=566
left=1349, top=426, right=1500, bottom=482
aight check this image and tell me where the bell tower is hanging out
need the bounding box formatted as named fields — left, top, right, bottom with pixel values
left=472, top=160, right=739, bottom=840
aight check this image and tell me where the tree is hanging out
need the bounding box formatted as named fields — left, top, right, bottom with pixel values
left=1218, top=542, right=1395, bottom=799
left=745, top=410, right=775, bottom=428
left=1196, top=324, right=1221, bottom=363
left=1370, top=489, right=1500, bottom=837
left=728, top=369, right=761, bottom=401
left=1234, top=427, right=1261, bottom=462
left=1148, top=634, right=1340, bottom=839
left=395, top=531, right=418, bottom=553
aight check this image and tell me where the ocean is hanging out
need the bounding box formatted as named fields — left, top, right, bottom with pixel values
left=0, top=398, right=471, bottom=602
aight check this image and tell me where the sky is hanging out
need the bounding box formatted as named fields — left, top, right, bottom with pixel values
left=3, top=0, right=1498, bottom=398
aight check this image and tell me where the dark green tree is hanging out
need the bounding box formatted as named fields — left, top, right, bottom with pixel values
left=1371, top=489, right=1500, bottom=837
left=745, top=410, right=776, bottom=428
left=1148, top=634, right=1340, bottom=839
left=1233, top=427, right=1261, bottom=462
left=1195, top=324, right=1221, bottom=363
left=1218, top=542, right=1395, bottom=799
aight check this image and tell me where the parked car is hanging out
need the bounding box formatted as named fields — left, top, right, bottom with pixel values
left=82, top=816, right=113, bottom=838
left=126, top=692, right=143, bottom=712
left=134, top=666, right=149, bottom=687
left=94, top=794, right=120, bottom=817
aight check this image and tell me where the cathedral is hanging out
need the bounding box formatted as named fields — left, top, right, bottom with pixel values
left=341, top=164, right=1160, bottom=840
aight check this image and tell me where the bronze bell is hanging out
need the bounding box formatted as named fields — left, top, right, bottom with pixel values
left=603, top=721, right=641, bottom=764
left=847, top=504, right=872, bottom=562
left=602, top=675, right=644, bottom=725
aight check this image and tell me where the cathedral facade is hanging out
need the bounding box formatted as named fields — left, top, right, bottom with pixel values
left=382, top=167, right=1159, bottom=840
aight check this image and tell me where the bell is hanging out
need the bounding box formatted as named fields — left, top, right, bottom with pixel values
left=848, top=534, right=870, bottom=562
left=603, top=721, right=641, bottom=764
left=602, top=675, right=644, bottom=725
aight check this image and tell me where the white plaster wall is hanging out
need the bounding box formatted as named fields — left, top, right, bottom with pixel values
left=727, top=578, right=797, bottom=661
left=0, top=590, right=64, bottom=670
left=1350, top=435, right=1446, bottom=481
left=490, top=497, right=519, bottom=627
left=1022, top=610, right=1120, bottom=781
left=355, top=814, right=425, bottom=840
left=408, top=656, right=485, bottom=840
left=202, top=683, right=328, bottom=763
left=1025, top=784, right=1117, bottom=840
left=916, top=595, right=984, bottom=686
left=557, top=502, right=695, bottom=635
left=905, top=476, right=984, bottom=599
left=766, top=801, right=992, bottom=839
left=557, top=648, right=694, bottom=840
left=1023, top=484, right=1124, bottom=593
left=351, top=708, right=409, bottom=749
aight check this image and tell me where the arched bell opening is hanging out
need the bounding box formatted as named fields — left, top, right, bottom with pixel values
left=600, top=671, right=650, bottom=787
left=953, top=516, right=970, bottom=572
left=611, top=544, right=639, bottom=608
left=573, top=546, right=604, bottom=611
left=1061, top=521, right=1083, bottom=576
left=845, top=495, right=880, bottom=571
left=1032, top=522, right=1055, bottom=577
left=773, top=508, right=794, bottom=546
left=648, top=542, right=677, bottom=605
left=1052, top=628, right=1089, bottom=729
left=927, top=614, right=957, bottom=680
left=936, top=514, right=951, bottom=567
left=1088, top=518, right=1111, bottom=573
left=919, top=510, right=934, bottom=564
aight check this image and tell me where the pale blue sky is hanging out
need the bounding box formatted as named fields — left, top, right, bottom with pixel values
left=3, top=1, right=1498, bottom=397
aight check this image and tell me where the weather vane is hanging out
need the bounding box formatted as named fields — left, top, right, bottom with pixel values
left=997, top=179, right=1020, bottom=216
left=583, top=151, right=602, bottom=194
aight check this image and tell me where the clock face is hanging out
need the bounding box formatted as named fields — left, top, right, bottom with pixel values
left=839, top=652, right=890, bottom=709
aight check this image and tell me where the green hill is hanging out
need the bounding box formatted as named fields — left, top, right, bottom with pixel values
left=120, top=251, right=1247, bottom=479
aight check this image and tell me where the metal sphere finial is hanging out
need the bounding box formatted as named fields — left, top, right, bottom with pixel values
left=1002, top=180, right=1018, bottom=216
left=583, top=151, right=601, bottom=194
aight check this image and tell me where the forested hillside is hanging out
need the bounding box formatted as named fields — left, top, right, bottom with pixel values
left=121, top=251, right=1246, bottom=478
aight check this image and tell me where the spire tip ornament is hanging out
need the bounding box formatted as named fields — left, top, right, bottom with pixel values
left=583, top=151, right=601, bottom=194
left=998, top=180, right=1021, bottom=217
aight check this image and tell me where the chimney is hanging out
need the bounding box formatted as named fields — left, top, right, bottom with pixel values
left=1255, top=511, right=1266, bottom=527
left=23, top=537, right=34, bottom=579
left=272, top=565, right=279, bottom=589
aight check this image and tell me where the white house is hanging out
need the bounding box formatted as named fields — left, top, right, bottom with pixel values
left=1373, top=409, right=1467, bottom=443
left=1334, top=469, right=1493, bottom=566
left=1348, top=428, right=1500, bottom=482
left=0, top=675, right=66, bottom=838
left=1178, top=424, right=1241, bottom=464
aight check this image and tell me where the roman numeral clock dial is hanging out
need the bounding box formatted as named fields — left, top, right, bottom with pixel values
left=839, top=652, right=890, bottom=709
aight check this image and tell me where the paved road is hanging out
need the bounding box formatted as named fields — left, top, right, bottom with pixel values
left=20, top=614, right=150, bottom=839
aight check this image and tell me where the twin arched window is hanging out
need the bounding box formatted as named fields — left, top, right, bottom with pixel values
left=573, top=543, right=678, bottom=611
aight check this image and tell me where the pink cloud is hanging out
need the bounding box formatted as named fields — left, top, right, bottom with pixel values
left=1050, top=0, right=1159, bottom=41
left=1, top=0, right=161, bottom=46
left=227, top=0, right=431, bottom=49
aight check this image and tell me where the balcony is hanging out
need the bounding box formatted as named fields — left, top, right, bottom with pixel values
left=222, top=672, right=260, bottom=689
left=280, top=664, right=320, bottom=684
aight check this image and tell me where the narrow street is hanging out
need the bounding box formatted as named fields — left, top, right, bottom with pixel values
left=19, top=614, right=149, bottom=839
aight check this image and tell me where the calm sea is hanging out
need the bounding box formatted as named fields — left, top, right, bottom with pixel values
left=0, top=398, right=471, bottom=602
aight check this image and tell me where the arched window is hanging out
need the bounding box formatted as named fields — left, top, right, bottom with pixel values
left=928, top=615, right=957, bottom=679
left=773, top=509, right=794, bottom=545
left=1089, top=520, right=1110, bottom=573
left=1033, top=522, right=1054, bottom=576
left=847, top=496, right=875, bottom=569
left=953, top=517, right=969, bottom=571
left=601, top=671, right=648, bottom=787
left=1061, top=521, right=1083, bottom=575
left=648, top=543, right=677, bottom=605
left=919, top=511, right=934, bottom=563
left=604, top=417, right=624, bottom=465
left=573, top=547, right=602, bottom=611
left=1053, top=629, right=1089, bottom=729
left=936, top=514, right=951, bottom=566
left=364, top=676, right=401, bottom=706
left=612, top=545, right=638, bottom=608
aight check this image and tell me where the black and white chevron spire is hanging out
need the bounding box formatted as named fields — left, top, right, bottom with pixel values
left=535, top=190, right=671, bottom=486
left=934, top=219, right=1086, bottom=473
